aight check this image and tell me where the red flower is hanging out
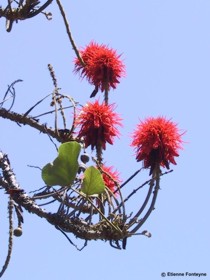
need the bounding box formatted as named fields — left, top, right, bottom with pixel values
left=76, top=101, right=122, bottom=150
left=74, top=41, right=125, bottom=93
left=101, top=165, right=121, bottom=194
left=131, top=117, right=183, bottom=175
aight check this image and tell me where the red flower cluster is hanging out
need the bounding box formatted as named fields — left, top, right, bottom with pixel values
left=74, top=41, right=125, bottom=93
left=76, top=100, right=122, bottom=150
left=131, top=117, right=183, bottom=175
left=101, top=165, right=121, bottom=194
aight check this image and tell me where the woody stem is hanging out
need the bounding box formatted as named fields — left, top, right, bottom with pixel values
left=104, top=81, right=109, bottom=105
left=104, top=89, right=109, bottom=105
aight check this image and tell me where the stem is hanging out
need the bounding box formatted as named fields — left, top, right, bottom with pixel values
left=127, top=179, right=154, bottom=228
left=0, top=197, right=14, bottom=278
left=96, top=143, right=103, bottom=165
left=130, top=167, right=161, bottom=234
left=104, top=81, right=109, bottom=105
left=104, top=89, right=109, bottom=105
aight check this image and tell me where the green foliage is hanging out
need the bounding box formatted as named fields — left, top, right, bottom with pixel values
left=81, top=166, right=105, bottom=195
left=42, top=142, right=81, bottom=187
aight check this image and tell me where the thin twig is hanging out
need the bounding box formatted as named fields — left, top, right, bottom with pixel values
left=112, top=178, right=153, bottom=215
left=27, top=0, right=54, bottom=18
left=63, top=94, right=77, bottom=135
left=130, top=168, right=161, bottom=234
left=55, top=225, right=88, bottom=251
left=93, top=159, right=126, bottom=220
left=14, top=204, right=24, bottom=226
left=48, top=63, right=68, bottom=132
left=113, top=169, right=173, bottom=214
left=0, top=79, right=23, bottom=111
left=56, top=0, right=85, bottom=67
left=71, top=187, right=123, bottom=235
left=23, top=93, right=52, bottom=117
left=52, top=88, right=58, bottom=134
left=33, top=105, right=75, bottom=119
left=127, top=179, right=154, bottom=228
left=119, top=168, right=143, bottom=189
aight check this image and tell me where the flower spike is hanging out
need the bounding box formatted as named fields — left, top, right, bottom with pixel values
left=76, top=100, right=122, bottom=159
left=131, top=117, right=184, bottom=175
left=74, top=41, right=125, bottom=103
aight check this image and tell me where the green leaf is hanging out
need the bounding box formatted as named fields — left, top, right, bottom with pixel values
left=42, top=141, right=81, bottom=187
left=81, top=166, right=105, bottom=195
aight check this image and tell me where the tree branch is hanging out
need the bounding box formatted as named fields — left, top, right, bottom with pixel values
left=0, top=108, right=72, bottom=143
left=0, top=151, right=127, bottom=242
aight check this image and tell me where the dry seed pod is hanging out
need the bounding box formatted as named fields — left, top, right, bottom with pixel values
left=13, top=227, right=23, bottom=237
left=80, top=153, right=90, bottom=164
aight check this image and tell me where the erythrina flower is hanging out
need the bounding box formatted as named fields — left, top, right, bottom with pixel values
left=76, top=100, right=122, bottom=150
left=74, top=41, right=125, bottom=96
left=101, top=165, right=121, bottom=194
left=131, top=117, right=183, bottom=175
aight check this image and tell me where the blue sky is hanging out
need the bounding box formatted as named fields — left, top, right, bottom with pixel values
left=0, top=0, right=209, bottom=279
